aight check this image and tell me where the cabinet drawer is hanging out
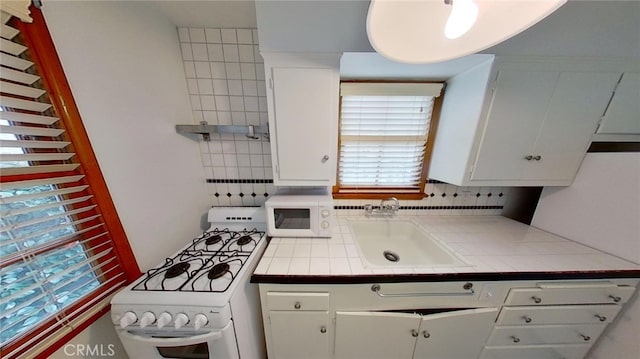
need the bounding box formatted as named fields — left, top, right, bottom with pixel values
left=497, top=304, right=621, bottom=325
left=267, top=292, right=329, bottom=311
left=505, top=283, right=635, bottom=305
left=480, top=344, right=591, bottom=359
left=487, top=324, right=606, bottom=346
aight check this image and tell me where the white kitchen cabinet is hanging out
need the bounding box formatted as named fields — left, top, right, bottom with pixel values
left=258, top=279, right=637, bottom=359
left=334, top=311, right=420, bottom=359
left=412, top=307, right=498, bottom=359
left=263, top=52, right=341, bottom=186
left=263, top=291, right=330, bottom=359
left=597, top=72, right=640, bottom=135
left=334, top=308, right=497, bottom=359
left=480, top=281, right=635, bottom=359
left=430, top=58, right=623, bottom=186
left=268, top=311, right=330, bottom=359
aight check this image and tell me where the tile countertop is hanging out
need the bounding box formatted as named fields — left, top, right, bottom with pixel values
left=251, top=215, right=640, bottom=283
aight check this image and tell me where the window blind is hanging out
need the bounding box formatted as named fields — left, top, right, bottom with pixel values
left=338, top=83, right=442, bottom=192
left=0, top=11, right=137, bottom=358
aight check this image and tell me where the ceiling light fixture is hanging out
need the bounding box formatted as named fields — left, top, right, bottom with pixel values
left=366, top=0, right=567, bottom=64
left=444, top=0, right=478, bottom=40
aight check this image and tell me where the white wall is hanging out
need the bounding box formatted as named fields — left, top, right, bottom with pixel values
left=533, top=153, right=640, bottom=359
left=533, top=153, right=640, bottom=264
left=42, top=0, right=211, bottom=272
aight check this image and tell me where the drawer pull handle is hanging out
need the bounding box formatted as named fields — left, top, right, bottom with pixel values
left=522, top=316, right=532, bottom=323
left=531, top=296, right=542, bottom=304
left=609, top=295, right=621, bottom=303
left=510, top=336, right=520, bottom=343
left=320, top=326, right=327, bottom=334
left=370, top=283, right=475, bottom=297
left=294, top=302, right=301, bottom=309
left=422, top=331, right=430, bottom=338
left=580, top=334, right=591, bottom=341
left=594, top=314, right=607, bottom=322
left=524, top=155, right=533, bottom=161
left=411, top=329, right=419, bottom=338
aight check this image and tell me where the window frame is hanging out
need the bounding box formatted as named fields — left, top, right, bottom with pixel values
left=332, top=80, right=445, bottom=200
left=1, top=8, right=140, bottom=358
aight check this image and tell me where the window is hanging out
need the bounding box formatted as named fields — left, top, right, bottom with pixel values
left=333, top=82, right=444, bottom=199
left=1, top=8, right=139, bottom=358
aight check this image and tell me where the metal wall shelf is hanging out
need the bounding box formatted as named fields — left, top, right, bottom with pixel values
left=175, top=121, right=269, bottom=141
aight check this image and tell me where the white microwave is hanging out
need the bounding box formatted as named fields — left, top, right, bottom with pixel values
left=265, top=195, right=333, bottom=237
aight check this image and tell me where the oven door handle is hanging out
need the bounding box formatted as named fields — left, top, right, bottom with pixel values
left=119, top=329, right=222, bottom=346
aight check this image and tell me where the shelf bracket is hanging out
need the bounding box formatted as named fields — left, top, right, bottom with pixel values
left=175, top=121, right=269, bottom=142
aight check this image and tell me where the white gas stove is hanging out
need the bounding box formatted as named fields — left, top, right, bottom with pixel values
left=111, top=207, right=267, bottom=359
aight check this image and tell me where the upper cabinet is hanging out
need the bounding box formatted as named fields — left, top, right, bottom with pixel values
left=429, top=57, right=626, bottom=187
left=596, top=72, right=640, bottom=135
left=263, top=52, right=341, bottom=186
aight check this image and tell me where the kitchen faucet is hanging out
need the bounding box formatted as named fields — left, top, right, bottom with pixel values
left=364, top=197, right=400, bottom=215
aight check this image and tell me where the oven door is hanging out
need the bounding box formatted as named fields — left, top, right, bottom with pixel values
left=117, top=321, right=239, bottom=359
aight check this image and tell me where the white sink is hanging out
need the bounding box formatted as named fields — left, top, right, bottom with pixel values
left=347, top=219, right=468, bottom=267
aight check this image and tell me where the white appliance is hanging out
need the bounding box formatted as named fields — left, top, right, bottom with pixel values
left=110, top=207, right=268, bottom=359
left=265, top=194, right=333, bottom=237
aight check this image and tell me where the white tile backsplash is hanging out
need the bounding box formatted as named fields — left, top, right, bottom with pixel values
left=179, top=27, right=271, bottom=206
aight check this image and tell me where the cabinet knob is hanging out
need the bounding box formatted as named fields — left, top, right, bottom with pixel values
left=522, top=316, right=532, bottom=323
left=580, top=334, right=591, bottom=341
left=411, top=329, right=419, bottom=337
left=510, top=336, right=521, bottom=343
left=524, top=155, right=534, bottom=161
left=422, top=331, right=430, bottom=339
left=533, top=155, right=542, bottom=161
left=320, top=326, right=327, bottom=334
left=531, top=296, right=542, bottom=304
left=322, top=155, right=329, bottom=162
left=294, top=302, right=301, bottom=309
left=609, top=295, right=621, bottom=303
left=594, top=314, right=607, bottom=322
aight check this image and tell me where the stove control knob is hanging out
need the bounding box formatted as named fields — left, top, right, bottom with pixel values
left=119, top=311, right=137, bottom=329
left=139, top=312, right=156, bottom=328
left=174, top=313, right=189, bottom=329
left=194, top=313, right=209, bottom=330
left=321, top=209, right=330, bottom=218
left=157, top=312, right=172, bottom=329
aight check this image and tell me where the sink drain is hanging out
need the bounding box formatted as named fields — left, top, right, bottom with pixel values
left=383, top=250, right=400, bottom=262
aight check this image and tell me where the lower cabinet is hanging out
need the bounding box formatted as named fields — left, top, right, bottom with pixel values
left=268, top=311, right=330, bottom=359
left=334, top=308, right=497, bottom=359
left=259, top=280, right=638, bottom=359
left=480, top=282, right=635, bottom=359
left=264, top=291, right=331, bottom=359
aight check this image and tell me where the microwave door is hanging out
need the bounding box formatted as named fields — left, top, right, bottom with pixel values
left=274, top=208, right=310, bottom=230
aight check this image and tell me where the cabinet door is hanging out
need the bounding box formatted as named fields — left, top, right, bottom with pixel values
left=271, top=67, right=337, bottom=185
left=525, top=71, right=620, bottom=182
left=412, top=307, right=498, bottom=359
left=268, top=311, right=330, bottom=359
left=334, top=311, right=421, bottom=359
left=598, top=72, right=640, bottom=134
left=471, top=69, right=557, bottom=181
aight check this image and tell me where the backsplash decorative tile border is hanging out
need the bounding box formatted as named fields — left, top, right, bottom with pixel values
left=207, top=179, right=273, bottom=184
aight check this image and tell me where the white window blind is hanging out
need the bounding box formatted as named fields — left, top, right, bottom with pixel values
left=0, top=12, right=128, bottom=357
left=338, top=82, right=442, bottom=192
